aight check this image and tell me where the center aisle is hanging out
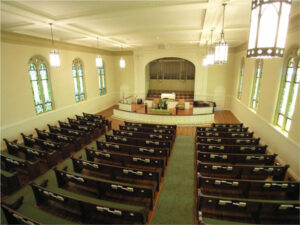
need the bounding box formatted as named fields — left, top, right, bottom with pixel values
left=152, top=136, right=194, bottom=224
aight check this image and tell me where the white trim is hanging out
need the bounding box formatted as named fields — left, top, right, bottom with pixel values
left=112, top=109, right=214, bottom=125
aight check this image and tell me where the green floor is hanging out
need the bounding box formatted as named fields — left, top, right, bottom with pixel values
left=152, top=136, right=195, bottom=225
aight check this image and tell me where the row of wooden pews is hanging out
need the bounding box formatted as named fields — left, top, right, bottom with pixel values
left=195, top=123, right=300, bottom=225
left=1, top=119, right=176, bottom=224
left=1, top=113, right=109, bottom=196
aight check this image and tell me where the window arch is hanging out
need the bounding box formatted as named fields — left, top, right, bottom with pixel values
left=98, top=63, right=106, bottom=95
left=72, top=58, right=86, bottom=102
left=250, top=59, right=263, bottom=111
left=28, top=56, right=53, bottom=114
left=275, top=48, right=300, bottom=132
left=237, top=57, right=245, bottom=100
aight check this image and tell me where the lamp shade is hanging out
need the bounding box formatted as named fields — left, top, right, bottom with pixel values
left=215, top=38, right=228, bottom=64
left=96, top=55, right=103, bottom=67
left=247, top=0, right=292, bottom=58
left=50, top=49, right=60, bottom=67
left=120, top=57, right=126, bottom=68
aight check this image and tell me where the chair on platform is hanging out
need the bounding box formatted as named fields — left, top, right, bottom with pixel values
left=177, top=99, right=185, bottom=110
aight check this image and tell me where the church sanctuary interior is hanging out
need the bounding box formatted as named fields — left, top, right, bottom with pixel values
left=1, top=0, right=300, bottom=224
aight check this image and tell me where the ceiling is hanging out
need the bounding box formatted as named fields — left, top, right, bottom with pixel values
left=1, top=0, right=300, bottom=51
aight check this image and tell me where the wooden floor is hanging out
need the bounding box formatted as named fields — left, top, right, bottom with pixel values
left=98, top=105, right=240, bottom=136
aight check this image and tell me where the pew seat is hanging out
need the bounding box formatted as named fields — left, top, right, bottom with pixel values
left=1, top=169, right=20, bottom=195
left=31, top=181, right=148, bottom=224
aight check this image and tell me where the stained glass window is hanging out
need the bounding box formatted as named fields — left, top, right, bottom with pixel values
left=250, top=59, right=263, bottom=111
left=237, top=58, right=245, bottom=100
left=275, top=48, right=300, bottom=132
left=98, top=64, right=106, bottom=95
left=28, top=56, right=53, bottom=114
left=72, top=58, right=85, bottom=102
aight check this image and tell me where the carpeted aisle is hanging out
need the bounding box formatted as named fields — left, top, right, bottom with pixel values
left=152, top=136, right=194, bottom=225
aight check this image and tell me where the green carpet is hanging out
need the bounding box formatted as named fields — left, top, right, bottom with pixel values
left=152, top=136, right=194, bottom=225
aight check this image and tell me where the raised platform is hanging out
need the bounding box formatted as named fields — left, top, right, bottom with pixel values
left=112, top=108, right=214, bottom=125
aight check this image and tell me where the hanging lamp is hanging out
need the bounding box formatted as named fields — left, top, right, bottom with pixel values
left=120, top=45, right=126, bottom=68
left=247, top=0, right=292, bottom=58
left=207, top=29, right=215, bottom=66
left=49, top=23, right=60, bottom=67
left=214, top=3, right=228, bottom=64
left=95, top=37, right=103, bottom=68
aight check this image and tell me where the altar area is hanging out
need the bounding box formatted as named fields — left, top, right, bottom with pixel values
left=113, top=102, right=214, bottom=125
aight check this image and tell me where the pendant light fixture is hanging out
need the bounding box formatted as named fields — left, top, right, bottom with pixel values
left=214, top=3, right=228, bottom=64
left=49, top=23, right=60, bottom=67
left=95, top=37, right=103, bottom=68
left=247, top=0, right=292, bottom=58
left=207, top=29, right=215, bottom=66
left=119, top=45, right=125, bottom=69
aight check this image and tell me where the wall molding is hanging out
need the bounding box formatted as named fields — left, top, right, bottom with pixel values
left=1, top=31, right=133, bottom=56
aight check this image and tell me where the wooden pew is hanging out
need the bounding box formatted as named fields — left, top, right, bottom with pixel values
left=1, top=196, right=74, bottom=225
left=83, top=112, right=104, bottom=120
left=86, top=147, right=166, bottom=174
left=3, top=138, right=58, bottom=167
left=196, top=131, right=254, bottom=138
left=1, top=151, right=40, bottom=179
left=21, top=133, right=70, bottom=159
left=113, top=129, right=175, bottom=143
left=58, top=121, right=94, bottom=142
left=197, top=127, right=249, bottom=132
left=67, top=118, right=104, bottom=138
left=72, top=156, right=161, bottom=191
left=78, top=114, right=112, bottom=131
left=97, top=140, right=170, bottom=158
left=197, top=174, right=300, bottom=200
left=31, top=181, right=148, bottom=224
left=48, top=124, right=88, bottom=145
left=197, top=190, right=299, bottom=224
left=197, top=151, right=277, bottom=165
left=197, top=161, right=289, bottom=180
left=212, top=123, right=244, bottom=128
left=119, top=125, right=176, bottom=135
left=196, top=137, right=260, bottom=145
left=196, top=143, right=268, bottom=154
left=106, top=134, right=172, bottom=149
left=36, top=128, right=81, bottom=151
left=54, top=167, right=155, bottom=209
left=125, top=121, right=177, bottom=130
left=1, top=169, right=20, bottom=195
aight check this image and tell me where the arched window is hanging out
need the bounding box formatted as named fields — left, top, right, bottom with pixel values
left=28, top=56, right=53, bottom=114
left=98, top=63, right=106, bottom=95
left=275, top=48, right=300, bottom=132
left=72, top=58, right=85, bottom=102
left=237, top=58, right=245, bottom=100
left=250, top=59, right=263, bottom=111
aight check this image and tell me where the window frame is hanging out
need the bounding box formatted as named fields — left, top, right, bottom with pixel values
left=72, top=58, right=86, bottom=102
left=28, top=55, right=54, bottom=114
left=98, top=63, right=107, bottom=96
left=250, top=59, right=263, bottom=111
left=237, top=57, right=245, bottom=100
left=274, top=47, right=300, bottom=133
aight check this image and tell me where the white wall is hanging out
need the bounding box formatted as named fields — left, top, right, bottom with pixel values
left=1, top=40, right=119, bottom=149
left=231, top=29, right=300, bottom=178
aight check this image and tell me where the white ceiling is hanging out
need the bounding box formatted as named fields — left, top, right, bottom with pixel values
left=1, top=0, right=300, bottom=51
